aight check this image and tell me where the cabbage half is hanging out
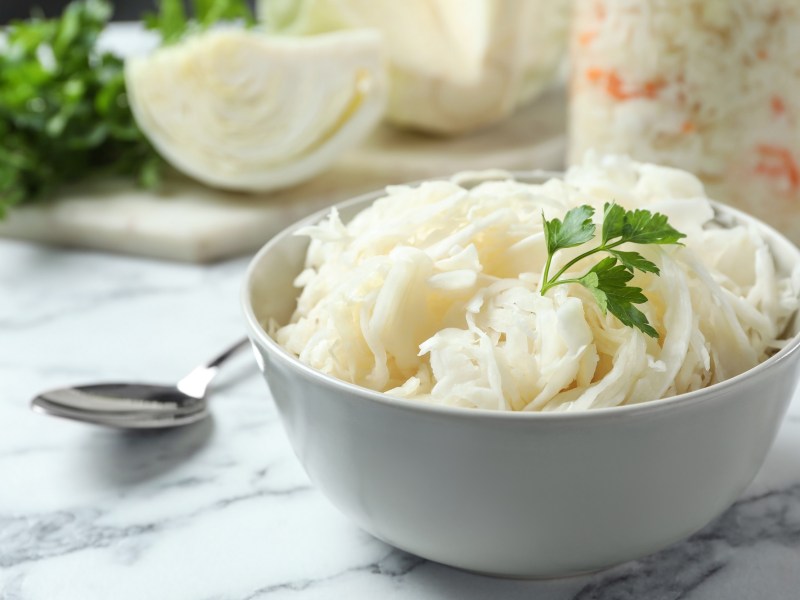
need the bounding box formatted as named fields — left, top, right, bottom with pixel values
left=125, top=29, right=386, bottom=192
left=260, top=0, right=571, bottom=135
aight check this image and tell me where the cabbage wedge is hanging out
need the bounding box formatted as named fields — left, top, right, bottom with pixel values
left=261, top=0, right=570, bottom=134
left=125, top=29, right=386, bottom=192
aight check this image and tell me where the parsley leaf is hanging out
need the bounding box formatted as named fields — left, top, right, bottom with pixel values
left=193, top=0, right=256, bottom=28
left=143, top=0, right=188, bottom=45
left=578, top=271, right=605, bottom=313
left=540, top=203, right=685, bottom=338
left=607, top=249, right=660, bottom=275
left=601, top=202, right=627, bottom=244
left=620, top=207, right=686, bottom=245
left=542, top=205, right=596, bottom=255
left=602, top=202, right=685, bottom=246
left=145, top=0, right=255, bottom=45
left=586, top=256, right=657, bottom=338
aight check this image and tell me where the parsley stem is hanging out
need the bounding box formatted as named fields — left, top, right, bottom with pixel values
left=540, top=277, right=583, bottom=295
left=546, top=239, right=625, bottom=286
left=541, top=252, right=554, bottom=292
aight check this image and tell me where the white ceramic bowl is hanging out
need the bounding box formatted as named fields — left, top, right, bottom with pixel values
left=241, top=174, right=800, bottom=578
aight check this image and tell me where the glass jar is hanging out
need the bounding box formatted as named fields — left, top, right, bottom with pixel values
left=569, top=0, right=800, bottom=242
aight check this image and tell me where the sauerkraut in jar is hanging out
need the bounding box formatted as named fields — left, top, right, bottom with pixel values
left=569, top=0, right=800, bottom=241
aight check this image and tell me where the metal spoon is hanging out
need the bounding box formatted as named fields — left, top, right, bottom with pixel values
left=30, top=338, right=251, bottom=429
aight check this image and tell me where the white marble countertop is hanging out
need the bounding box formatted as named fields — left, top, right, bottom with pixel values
left=2, top=238, right=800, bottom=600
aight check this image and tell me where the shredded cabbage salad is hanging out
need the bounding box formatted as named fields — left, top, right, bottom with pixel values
left=274, top=155, right=799, bottom=411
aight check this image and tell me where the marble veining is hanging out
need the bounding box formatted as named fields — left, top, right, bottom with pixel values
left=2, top=238, right=800, bottom=600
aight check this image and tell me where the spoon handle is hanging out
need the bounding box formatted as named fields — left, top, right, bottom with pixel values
left=176, top=338, right=251, bottom=398
left=205, top=338, right=251, bottom=369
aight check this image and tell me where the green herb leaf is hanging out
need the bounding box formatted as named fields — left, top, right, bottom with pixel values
left=607, top=249, right=660, bottom=275
left=144, top=0, right=188, bottom=45
left=606, top=296, right=658, bottom=338
left=602, top=202, right=686, bottom=246
left=578, top=270, right=606, bottom=313
left=587, top=256, right=636, bottom=293
left=621, top=207, right=686, bottom=245
left=601, top=202, right=627, bottom=244
left=145, top=0, right=255, bottom=45
left=585, top=257, right=657, bottom=338
left=193, top=0, right=256, bottom=28
left=543, top=205, right=596, bottom=255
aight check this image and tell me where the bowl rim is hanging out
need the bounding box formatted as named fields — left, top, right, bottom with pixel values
left=241, top=171, right=800, bottom=422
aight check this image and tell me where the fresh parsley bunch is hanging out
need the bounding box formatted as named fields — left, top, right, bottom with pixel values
left=541, top=203, right=686, bottom=338
left=0, top=0, right=161, bottom=217
left=0, top=0, right=254, bottom=218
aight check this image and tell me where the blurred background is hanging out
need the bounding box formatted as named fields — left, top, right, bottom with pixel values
left=1, top=1, right=153, bottom=21
left=1, top=1, right=255, bottom=22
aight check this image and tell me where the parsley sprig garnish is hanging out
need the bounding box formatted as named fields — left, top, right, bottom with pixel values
left=540, top=203, right=685, bottom=338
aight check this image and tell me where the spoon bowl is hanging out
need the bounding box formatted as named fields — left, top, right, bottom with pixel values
left=31, top=392, right=209, bottom=428
left=30, top=339, right=249, bottom=429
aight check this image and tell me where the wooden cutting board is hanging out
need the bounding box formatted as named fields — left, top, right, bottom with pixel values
left=0, top=21, right=567, bottom=262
